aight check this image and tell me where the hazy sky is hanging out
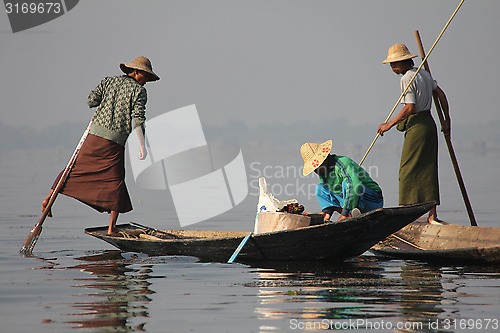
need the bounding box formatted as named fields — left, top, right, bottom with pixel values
left=1, top=0, right=499, bottom=132
left=1, top=1, right=498, bottom=226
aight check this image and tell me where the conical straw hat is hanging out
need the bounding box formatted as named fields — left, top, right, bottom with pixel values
left=381, top=43, right=417, bottom=64
left=120, top=56, right=160, bottom=81
left=300, top=140, right=332, bottom=176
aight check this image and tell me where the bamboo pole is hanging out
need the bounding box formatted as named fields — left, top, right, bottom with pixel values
left=414, top=30, right=477, bottom=226
left=359, top=0, right=466, bottom=166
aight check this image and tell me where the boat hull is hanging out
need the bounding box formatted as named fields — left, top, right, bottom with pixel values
left=85, top=203, right=434, bottom=263
left=371, top=222, right=500, bottom=265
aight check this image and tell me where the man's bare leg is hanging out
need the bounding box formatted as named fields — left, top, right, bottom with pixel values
left=108, top=211, right=119, bottom=234
left=427, top=205, right=443, bottom=224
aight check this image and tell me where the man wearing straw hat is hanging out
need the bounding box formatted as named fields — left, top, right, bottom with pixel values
left=300, top=140, right=383, bottom=221
left=377, top=44, right=450, bottom=224
left=41, top=56, right=160, bottom=234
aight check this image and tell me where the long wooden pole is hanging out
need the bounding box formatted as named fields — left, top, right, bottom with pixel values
left=359, top=0, right=465, bottom=166
left=414, top=30, right=477, bottom=226
left=20, top=122, right=92, bottom=255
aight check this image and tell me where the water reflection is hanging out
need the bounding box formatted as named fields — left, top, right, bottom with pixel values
left=36, top=250, right=155, bottom=332
left=398, top=263, right=444, bottom=324
left=67, top=251, right=153, bottom=331
left=29, top=251, right=500, bottom=333
left=249, top=258, right=452, bottom=332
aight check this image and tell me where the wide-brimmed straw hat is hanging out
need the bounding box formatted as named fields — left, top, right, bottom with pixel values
left=120, top=56, right=160, bottom=81
left=300, top=140, right=333, bottom=176
left=381, top=43, right=417, bottom=64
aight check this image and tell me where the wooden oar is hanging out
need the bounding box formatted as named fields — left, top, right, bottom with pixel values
left=20, top=122, right=92, bottom=255
left=414, top=30, right=477, bottom=227
left=228, top=232, right=252, bottom=263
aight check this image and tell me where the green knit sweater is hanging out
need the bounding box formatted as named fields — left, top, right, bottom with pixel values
left=87, top=75, right=147, bottom=146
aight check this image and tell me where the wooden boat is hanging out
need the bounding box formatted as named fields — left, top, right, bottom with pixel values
left=371, top=221, right=500, bottom=265
left=84, top=202, right=433, bottom=263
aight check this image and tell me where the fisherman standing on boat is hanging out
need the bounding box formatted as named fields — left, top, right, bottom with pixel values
left=41, top=56, right=160, bottom=235
left=300, top=140, right=383, bottom=221
left=377, top=44, right=450, bottom=224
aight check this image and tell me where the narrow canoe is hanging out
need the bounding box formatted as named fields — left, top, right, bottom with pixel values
left=84, top=202, right=434, bottom=263
left=371, top=221, right=500, bottom=265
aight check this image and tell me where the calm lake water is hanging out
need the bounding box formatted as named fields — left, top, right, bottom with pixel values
left=1, top=146, right=500, bottom=333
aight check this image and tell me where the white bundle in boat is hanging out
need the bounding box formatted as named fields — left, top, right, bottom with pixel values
left=253, top=177, right=310, bottom=234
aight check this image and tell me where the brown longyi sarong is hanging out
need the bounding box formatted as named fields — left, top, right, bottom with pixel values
left=52, top=134, right=133, bottom=213
left=398, top=111, right=440, bottom=205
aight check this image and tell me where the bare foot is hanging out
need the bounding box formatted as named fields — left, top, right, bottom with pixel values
left=427, top=218, right=448, bottom=225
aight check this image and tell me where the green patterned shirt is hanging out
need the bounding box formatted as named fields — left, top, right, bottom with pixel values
left=87, top=75, right=147, bottom=146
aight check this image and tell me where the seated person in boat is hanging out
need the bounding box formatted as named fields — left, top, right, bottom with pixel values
left=300, top=140, right=383, bottom=221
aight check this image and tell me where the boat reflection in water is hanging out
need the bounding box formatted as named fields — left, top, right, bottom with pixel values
left=66, top=251, right=154, bottom=332
left=249, top=258, right=448, bottom=332
left=32, top=250, right=500, bottom=332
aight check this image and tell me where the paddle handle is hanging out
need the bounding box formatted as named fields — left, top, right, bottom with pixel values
left=20, top=121, right=92, bottom=254
left=228, top=232, right=252, bottom=263
left=414, top=30, right=477, bottom=227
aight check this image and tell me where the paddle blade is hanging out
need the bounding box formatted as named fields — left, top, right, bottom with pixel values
left=20, top=224, right=43, bottom=255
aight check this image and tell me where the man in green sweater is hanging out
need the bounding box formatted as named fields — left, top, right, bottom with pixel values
left=42, top=56, right=159, bottom=234
left=300, top=140, right=383, bottom=221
